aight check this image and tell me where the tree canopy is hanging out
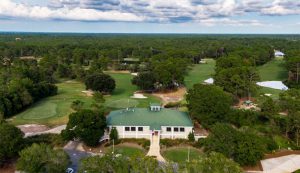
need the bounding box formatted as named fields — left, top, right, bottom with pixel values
left=0, top=122, right=24, bottom=166
left=187, top=84, right=233, bottom=127
left=62, top=109, right=107, bottom=146
left=85, top=73, right=116, bottom=93
left=203, top=123, right=266, bottom=166
left=16, top=143, right=70, bottom=173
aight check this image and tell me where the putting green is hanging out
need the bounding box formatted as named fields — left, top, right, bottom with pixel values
left=21, top=102, right=57, bottom=120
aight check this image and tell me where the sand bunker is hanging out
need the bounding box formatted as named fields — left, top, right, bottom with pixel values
left=82, top=90, right=94, bottom=97
left=204, top=78, right=214, bottom=84
left=131, top=93, right=147, bottom=99
left=256, top=81, right=288, bottom=90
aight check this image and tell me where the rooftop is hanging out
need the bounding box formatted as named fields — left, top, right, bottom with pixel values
left=107, top=108, right=193, bottom=130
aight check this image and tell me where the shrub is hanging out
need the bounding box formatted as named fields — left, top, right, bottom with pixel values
left=188, top=132, right=195, bottom=142
left=164, top=101, right=181, bottom=108
left=160, top=139, right=190, bottom=147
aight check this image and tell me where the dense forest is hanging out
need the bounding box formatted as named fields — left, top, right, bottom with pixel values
left=0, top=33, right=300, bottom=118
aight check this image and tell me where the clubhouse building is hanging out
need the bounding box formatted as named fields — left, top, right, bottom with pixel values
left=106, top=104, right=193, bottom=139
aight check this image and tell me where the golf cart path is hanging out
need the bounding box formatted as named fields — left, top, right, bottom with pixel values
left=17, top=124, right=66, bottom=137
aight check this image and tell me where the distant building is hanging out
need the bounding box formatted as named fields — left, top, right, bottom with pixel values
left=106, top=104, right=193, bottom=139
left=274, top=50, right=285, bottom=57
left=15, top=38, right=22, bottom=41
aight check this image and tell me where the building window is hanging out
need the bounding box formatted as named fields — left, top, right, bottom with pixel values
left=125, top=127, right=130, bottom=131
left=180, top=127, right=185, bottom=132
left=138, top=127, right=143, bottom=131
left=131, top=127, right=136, bottom=131
left=174, top=127, right=179, bottom=132
left=166, top=127, right=171, bottom=132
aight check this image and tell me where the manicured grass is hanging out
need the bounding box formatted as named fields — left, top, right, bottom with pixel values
left=10, top=81, right=94, bottom=126
left=257, top=87, right=283, bottom=100
left=105, top=145, right=145, bottom=157
left=10, top=72, right=160, bottom=126
left=162, top=147, right=203, bottom=164
left=105, top=72, right=160, bottom=109
left=258, top=59, right=287, bottom=81
left=184, top=59, right=216, bottom=89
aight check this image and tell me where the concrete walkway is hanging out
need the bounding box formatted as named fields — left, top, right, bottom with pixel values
left=261, top=154, right=300, bottom=173
left=146, top=135, right=165, bottom=162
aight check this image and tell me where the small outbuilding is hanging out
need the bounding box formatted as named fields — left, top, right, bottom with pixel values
left=107, top=104, right=193, bottom=139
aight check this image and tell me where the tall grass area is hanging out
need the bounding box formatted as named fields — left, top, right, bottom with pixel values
left=184, top=59, right=216, bottom=89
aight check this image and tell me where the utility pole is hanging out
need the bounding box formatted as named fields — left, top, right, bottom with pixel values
left=112, top=139, right=115, bottom=155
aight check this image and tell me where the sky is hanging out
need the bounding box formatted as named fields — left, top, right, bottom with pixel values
left=0, top=0, right=299, bottom=34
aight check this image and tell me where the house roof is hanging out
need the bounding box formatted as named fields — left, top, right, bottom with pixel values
left=107, top=108, right=193, bottom=130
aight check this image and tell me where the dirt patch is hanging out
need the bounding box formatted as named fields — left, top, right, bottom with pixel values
left=17, top=124, right=49, bottom=133
left=151, top=87, right=187, bottom=106
left=0, top=162, right=15, bottom=173
left=264, top=150, right=300, bottom=159
left=105, top=70, right=131, bottom=74
left=81, top=90, right=94, bottom=97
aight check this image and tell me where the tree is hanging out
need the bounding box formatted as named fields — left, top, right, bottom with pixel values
left=93, top=91, right=105, bottom=104
left=186, top=152, right=243, bottom=173
left=132, top=72, right=156, bottom=90
left=85, top=73, right=116, bottom=93
left=279, top=89, right=300, bottom=114
left=151, top=57, right=188, bottom=89
left=260, top=97, right=279, bottom=123
left=16, top=143, right=69, bottom=173
left=214, top=56, right=259, bottom=98
left=0, top=123, right=24, bottom=166
left=188, top=132, right=195, bottom=142
left=71, top=100, right=84, bottom=111
left=62, top=109, right=107, bottom=146
left=203, top=123, right=266, bottom=166
left=78, top=155, right=173, bottom=173
left=287, top=113, right=300, bottom=146
left=187, top=84, right=233, bottom=127
left=109, top=127, right=119, bottom=143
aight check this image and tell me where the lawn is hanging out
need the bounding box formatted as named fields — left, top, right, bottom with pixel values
left=257, top=59, right=287, bottom=99
left=10, top=72, right=160, bottom=126
left=105, top=145, right=146, bottom=157
left=162, top=147, right=203, bottom=164
left=258, top=58, right=287, bottom=81
left=184, top=59, right=216, bottom=89
left=105, top=72, right=160, bottom=109
left=10, top=80, right=94, bottom=126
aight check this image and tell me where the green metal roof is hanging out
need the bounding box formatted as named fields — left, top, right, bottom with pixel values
left=107, top=108, right=193, bottom=130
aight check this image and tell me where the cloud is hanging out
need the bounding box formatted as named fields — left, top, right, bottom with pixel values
left=0, top=0, right=143, bottom=22
left=0, top=0, right=299, bottom=24
left=261, top=0, right=300, bottom=15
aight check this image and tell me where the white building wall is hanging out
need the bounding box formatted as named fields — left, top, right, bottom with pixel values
left=109, top=125, right=193, bottom=140
left=109, top=126, right=152, bottom=139
left=160, top=126, right=193, bottom=139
